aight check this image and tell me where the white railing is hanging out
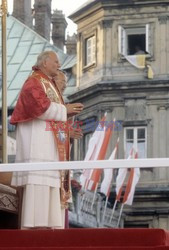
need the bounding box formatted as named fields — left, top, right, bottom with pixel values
left=0, top=158, right=169, bottom=172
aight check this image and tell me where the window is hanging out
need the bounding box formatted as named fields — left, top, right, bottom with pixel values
left=84, top=133, right=92, bottom=156
left=118, top=24, right=151, bottom=56
left=124, top=127, right=147, bottom=158
left=85, top=36, right=96, bottom=67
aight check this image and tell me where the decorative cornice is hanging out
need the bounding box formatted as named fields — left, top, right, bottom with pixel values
left=99, top=19, right=113, bottom=29
left=68, top=79, right=169, bottom=103
left=77, top=32, right=82, bottom=41
left=158, top=16, right=169, bottom=24
left=157, top=105, right=169, bottom=111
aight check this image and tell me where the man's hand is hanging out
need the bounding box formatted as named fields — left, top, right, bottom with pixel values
left=66, top=103, right=84, bottom=116
left=70, top=128, right=83, bottom=140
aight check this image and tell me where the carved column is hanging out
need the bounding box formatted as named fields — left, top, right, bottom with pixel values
left=76, top=32, right=82, bottom=88
left=99, top=20, right=113, bottom=76
left=158, top=106, right=167, bottom=157
left=158, top=16, right=169, bottom=74
left=157, top=105, right=167, bottom=180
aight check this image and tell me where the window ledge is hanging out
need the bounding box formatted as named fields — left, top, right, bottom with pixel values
left=83, top=62, right=96, bottom=72
left=123, top=120, right=148, bottom=127
left=118, top=54, right=155, bottom=63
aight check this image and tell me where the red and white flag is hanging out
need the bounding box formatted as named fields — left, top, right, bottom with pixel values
left=80, top=114, right=106, bottom=189
left=100, top=137, right=119, bottom=197
left=87, top=121, right=114, bottom=191
left=115, top=148, right=134, bottom=201
left=122, top=152, right=140, bottom=205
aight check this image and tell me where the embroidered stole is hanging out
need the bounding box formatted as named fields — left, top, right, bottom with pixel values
left=32, top=71, right=71, bottom=206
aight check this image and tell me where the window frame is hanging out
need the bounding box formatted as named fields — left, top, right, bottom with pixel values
left=81, top=116, right=97, bottom=158
left=82, top=30, right=97, bottom=71
left=118, top=23, right=152, bottom=57
left=84, top=132, right=93, bottom=156
left=124, top=126, right=147, bottom=158
left=85, top=36, right=96, bottom=67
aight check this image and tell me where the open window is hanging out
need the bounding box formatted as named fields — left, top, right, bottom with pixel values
left=118, top=24, right=151, bottom=56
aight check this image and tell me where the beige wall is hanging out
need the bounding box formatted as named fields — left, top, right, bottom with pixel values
left=74, top=2, right=169, bottom=88
left=69, top=0, right=169, bottom=229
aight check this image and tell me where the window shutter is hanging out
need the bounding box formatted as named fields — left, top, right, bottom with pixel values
left=86, top=38, right=92, bottom=65
left=85, top=36, right=96, bottom=66
left=92, top=36, right=96, bottom=63
left=118, top=25, right=126, bottom=55
left=146, top=24, right=151, bottom=54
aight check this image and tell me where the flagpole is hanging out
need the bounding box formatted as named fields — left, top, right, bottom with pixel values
left=116, top=203, right=124, bottom=228
left=80, top=191, right=87, bottom=212
left=102, top=196, right=108, bottom=224
left=80, top=193, right=85, bottom=211
left=109, top=199, right=117, bottom=223
left=80, top=179, right=89, bottom=211
left=90, top=182, right=98, bottom=210
left=1, top=0, right=8, bottom=163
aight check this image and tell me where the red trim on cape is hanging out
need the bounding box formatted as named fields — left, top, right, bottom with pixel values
left=10, top=71, right=51, bottom=125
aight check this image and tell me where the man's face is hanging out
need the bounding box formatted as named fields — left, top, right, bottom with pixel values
left=54, top=73, right=67, bottom=94
left=45, top=52, right=61, bottom=77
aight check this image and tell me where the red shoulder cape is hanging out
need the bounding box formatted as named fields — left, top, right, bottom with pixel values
left=10, top=71, right=51, bottom=125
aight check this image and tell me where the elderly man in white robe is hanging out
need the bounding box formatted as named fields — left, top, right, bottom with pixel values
left=10, top=51, right=84, bottom=229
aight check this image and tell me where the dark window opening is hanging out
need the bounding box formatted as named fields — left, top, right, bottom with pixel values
left=128, top=34, right=146, bottom=55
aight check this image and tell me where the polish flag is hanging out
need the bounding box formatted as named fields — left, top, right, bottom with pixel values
left=87, top=118, right=115, bottom=191
left=100, top=138, right=119, bottom=197
left=122, top=152, right=140, bottom=205
left=115, top=148, right=134, bottom=201
left=80, top=114, right=106, bottom=189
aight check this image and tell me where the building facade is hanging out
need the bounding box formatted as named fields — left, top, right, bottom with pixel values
left=69, top=0, right=169, bottom=229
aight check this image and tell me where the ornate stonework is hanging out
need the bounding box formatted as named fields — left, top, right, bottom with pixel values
left=99, top=20, right=113, bottom=29
left=0, top=184, right=18, bottom=213
left=158, top=16, right=169, bottom=24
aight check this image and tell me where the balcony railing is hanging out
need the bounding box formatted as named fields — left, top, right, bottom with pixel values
left=0, top=158, right=169, bottom=172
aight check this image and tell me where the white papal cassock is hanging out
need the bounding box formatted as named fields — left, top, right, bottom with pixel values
left=12, top=102, right=67, bottom=229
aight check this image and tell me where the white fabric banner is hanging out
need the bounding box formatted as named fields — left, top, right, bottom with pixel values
left=100, top=138, right=119, bottom=196
left=123, top=167, right=140, bottom=205
left=125, top=55, right=145, bottom=69
left=115, top=148, right=134, bottom=198
left=80, top=115, right=106, bottom=189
